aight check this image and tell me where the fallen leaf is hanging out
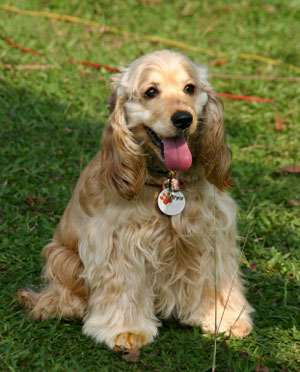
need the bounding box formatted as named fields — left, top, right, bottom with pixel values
left=140, top=0, right=159, bottom=3
left=77, top=66, right=92, bottom=75
left=122, top=347, right=140, bottom=362
left=210, top=58, right=228, bottom=67
left=289, top=199, right=300, bottom=206
left=25, top=195, right=46, bottom=207
left=240, top=350, right=248, bottom=358
left=212, top=5, right=234, bottom=13
left=281, top=165, right=300, bottom=173
left=273, top=115, right=285, bottom=131
left=105, top=38, right=123, bottom=49
left=263, top=5, right=276, bottom=13
left=56, top=30, right=65, bottom=37
left=180, top=2, right=195, bottom=16
left=97, top=26, right=107, bottom=38
left=203, top=25, right=214, bottom=35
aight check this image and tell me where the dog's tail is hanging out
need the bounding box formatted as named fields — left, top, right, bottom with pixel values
left=17, top=240, right=87, bottom=319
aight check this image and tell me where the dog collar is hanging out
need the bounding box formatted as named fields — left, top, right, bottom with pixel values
left=147, top=164, right=169, bottom=177
left=145, top=183, right=163, bottom=189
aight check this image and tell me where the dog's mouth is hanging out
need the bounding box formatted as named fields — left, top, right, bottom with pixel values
left=146, top=127, right=163, bottom=151
left=146, top=127, right=192, bottom=172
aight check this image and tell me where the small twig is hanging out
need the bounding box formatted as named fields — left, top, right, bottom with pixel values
left=281, top=107, right=300, bottom=118
left=17, top=64, right=53, bottom=70
left=240, top=144, right=265, bottom=152
left=240, top=135, right=263, bottom=152
left=2, top=64, right=54, bottom=70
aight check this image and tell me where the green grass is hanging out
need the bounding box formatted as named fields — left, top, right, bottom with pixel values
left=1, top=0, right=300, bottom=371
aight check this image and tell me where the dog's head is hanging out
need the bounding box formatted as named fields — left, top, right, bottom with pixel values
left=100, top=50, right=232, bottom=200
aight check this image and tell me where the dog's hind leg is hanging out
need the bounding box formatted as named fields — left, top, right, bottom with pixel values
left=17, top=240, right=87, bottom=319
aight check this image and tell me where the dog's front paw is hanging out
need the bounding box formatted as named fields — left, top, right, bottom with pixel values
left=113, top=332, right=149, bottom=350
left=230, top=317, right=252, bottom=338
left=201, top=314, right=253, bottom=338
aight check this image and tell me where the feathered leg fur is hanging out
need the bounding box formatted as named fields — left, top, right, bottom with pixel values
left=78, top=208, right=160, bottom=349
left=17, top=230, right=86, bottom=319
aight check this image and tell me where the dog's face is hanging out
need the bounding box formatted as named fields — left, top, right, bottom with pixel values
left=115, top=51, right=209, bottom=172
left=102, top=50, right=232, bottom=200
left=124, top=58, right=209, bottom=172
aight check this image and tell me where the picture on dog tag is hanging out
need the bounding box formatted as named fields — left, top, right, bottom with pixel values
left=158, top=188, right=185, bottom=216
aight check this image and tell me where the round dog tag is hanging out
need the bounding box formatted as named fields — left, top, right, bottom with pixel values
left=158, top=188, right=185, bottom=216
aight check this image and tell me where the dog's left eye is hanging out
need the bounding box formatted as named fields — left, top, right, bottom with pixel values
left=184, top=84, right=195, bottom=95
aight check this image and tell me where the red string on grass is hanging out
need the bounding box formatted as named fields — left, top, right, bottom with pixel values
left=218, top=92, right=274, bottom=103
left=5, top=37, right=40, bottom=56
left=68, top=59, right=121, bottom=73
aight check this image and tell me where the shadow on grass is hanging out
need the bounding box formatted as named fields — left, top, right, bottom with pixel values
left=1, top=86, right=299, bottom=371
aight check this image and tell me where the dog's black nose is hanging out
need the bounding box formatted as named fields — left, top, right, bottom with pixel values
left=171, top=111, right=193, bottom=130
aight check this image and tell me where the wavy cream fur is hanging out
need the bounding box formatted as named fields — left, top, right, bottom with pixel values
left=18, top=50, right=253, bottom=350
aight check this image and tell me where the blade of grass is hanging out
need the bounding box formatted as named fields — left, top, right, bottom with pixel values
left=212, top=184, right=217, bottom=372
left=216, top=224, right=253, bottom=335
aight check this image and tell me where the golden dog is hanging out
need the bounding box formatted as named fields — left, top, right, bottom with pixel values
left=18, top=50, right=253, bottom=350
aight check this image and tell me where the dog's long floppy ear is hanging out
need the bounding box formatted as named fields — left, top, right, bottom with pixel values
left=199, top=88, right=234, bottom=191
left=99, top=72, right=146, bottom=200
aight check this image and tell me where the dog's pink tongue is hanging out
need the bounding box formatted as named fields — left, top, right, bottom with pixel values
left=162, top=134, right=192, bottom=172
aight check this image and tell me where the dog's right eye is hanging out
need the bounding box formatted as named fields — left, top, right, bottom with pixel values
left=144, top=87, right=159, bottom=99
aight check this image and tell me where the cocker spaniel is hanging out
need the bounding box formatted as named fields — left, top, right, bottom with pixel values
left=18, top=50, right=253, bottom=350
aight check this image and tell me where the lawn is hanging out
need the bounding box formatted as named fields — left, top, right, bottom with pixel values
left=0, top=0, right=299, bottom=371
